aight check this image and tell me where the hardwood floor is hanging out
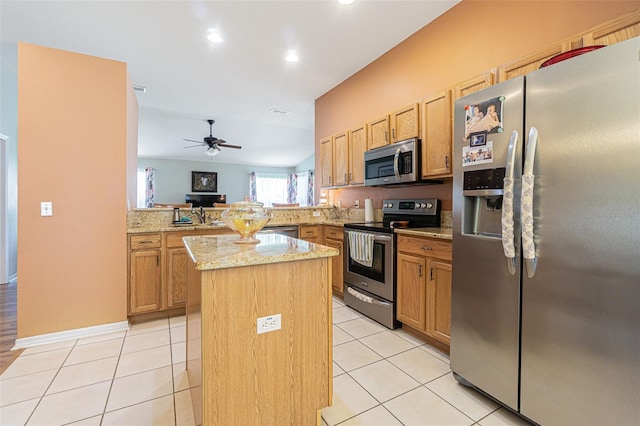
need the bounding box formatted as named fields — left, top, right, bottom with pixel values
left=0, top=280, right=23, bottom=375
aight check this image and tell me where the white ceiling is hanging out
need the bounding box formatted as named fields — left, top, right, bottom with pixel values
left=1, top=0, right=460, bottom=167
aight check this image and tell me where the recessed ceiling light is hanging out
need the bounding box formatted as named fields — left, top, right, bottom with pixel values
left=285, top=50, right=299, bottom=63
left=338, top=0, right=355, bottom=5
left=207, top=30, right=224, bottom=43
left=133, top=85, right=146, bottom=93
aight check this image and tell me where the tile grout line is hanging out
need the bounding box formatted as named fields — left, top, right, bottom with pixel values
left=23, top=338, right=80, bottom=425
left=99, top=329, right=127, bottom=423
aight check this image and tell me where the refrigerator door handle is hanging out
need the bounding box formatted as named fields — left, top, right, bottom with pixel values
left=522, top=127, right=538, bottom=278
left=502, top=130, right=518, bottom=275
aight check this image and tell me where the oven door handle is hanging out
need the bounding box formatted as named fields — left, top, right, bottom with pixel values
left=344, top=231, right=392, bottom=243
left=347, top=286, right=391, bottom=307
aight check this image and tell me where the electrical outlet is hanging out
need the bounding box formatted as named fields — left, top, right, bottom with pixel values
left=354, top=199, right=360, bottom=208
left=41, top=201, right=53, bottom=217
left=312, top=211, right=321, bottom=217
left=257, top=314, right=281, bottom=334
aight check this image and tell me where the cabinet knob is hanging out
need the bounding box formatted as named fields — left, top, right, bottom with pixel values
left=421, top=246, right=433, bottom=251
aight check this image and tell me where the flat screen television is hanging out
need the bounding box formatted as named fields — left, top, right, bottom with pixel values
left=185, top=194, right=227, bottom=207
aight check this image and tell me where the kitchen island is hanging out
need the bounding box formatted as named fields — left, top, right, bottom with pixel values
left=182, top=233, right=338, bottom=426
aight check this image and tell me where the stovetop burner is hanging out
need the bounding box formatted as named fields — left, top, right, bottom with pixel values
left=344, top=198, right=441, bottom=234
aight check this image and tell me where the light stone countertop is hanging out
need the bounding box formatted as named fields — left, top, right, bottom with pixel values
left=394, top=227, right=453, bottom=240
left=182, top=233, right=339, bottom=271
left=127, top=219, right=363, bottom=234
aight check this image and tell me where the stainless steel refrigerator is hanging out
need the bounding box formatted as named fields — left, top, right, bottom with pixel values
left=451, top=37, right=640, bottom=425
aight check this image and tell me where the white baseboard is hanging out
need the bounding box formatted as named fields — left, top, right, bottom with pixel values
left=13, top=320, right=130, bottom=349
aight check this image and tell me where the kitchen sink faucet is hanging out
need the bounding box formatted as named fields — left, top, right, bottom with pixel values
left=192, top=206, right=207, bottom=224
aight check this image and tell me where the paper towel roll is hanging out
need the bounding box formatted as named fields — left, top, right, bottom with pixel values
left=364, top=198, right=374, bottom=222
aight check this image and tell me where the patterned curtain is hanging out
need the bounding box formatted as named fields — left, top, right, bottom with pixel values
left=144, top=167, right=155, bottom=208
left=249, top=172, right=257, bottom=201
left=307, top=170, right=314, bottom=206
left=287, top=173, right=298, bottom=204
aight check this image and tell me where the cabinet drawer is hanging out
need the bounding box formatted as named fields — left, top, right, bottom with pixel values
left=166, top=233, right=187, bottom=248
left=299, top=225, right=319, bottom=238
left=130, top=234, right=161, bottom=250
left=324, top=226, right=343, bottom=241
left=397, top=235, right=451, bottom=261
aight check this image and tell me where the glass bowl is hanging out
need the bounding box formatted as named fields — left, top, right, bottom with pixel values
left=221, top=198, right=272, bottom=244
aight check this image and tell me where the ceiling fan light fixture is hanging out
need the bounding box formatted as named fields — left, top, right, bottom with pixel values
left=285, top=50, right=299, bottom=63
left=205, top=146, right=221, bottom=156
left=207, top=30, right=224, bottom=43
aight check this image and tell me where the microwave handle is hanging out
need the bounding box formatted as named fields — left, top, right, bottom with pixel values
left=393, top=148, right=401, bottom=180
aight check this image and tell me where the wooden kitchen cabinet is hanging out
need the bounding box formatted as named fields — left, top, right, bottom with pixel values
left=333, top=131, right=350, bottom=186
left=498, top=42, right=570, bottom=82
left=454, top=71, right=496, bottom=99
left=128, top=228, right=233, bottom=317
left=348, top=123, right=367, bottom=185
left=391, top=103, right=419, bottom=143
left=397, top=253, right=427, bottom=330
left=321, top=128, right=364, bottom=188
left=320, top=136, right=333, bottom=187
left=299, top=225, right=320, bottom=243
left=165, top=233, right=191, bottom=309
left=367, top=103, right=420, bottom=150
left=421, top=90, right=452, bottom=178
left=323, top=225, right=344, bottom=297
left=581, top=11, right=640, bottom=46
left=368, top=114, right=390, bottom=150
left=396, top=234, right=452, bottom=345
left=129, top=233, right=162, bottom=314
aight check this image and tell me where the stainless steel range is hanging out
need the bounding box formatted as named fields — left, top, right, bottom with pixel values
left=343, top=198, right=441, bottom=328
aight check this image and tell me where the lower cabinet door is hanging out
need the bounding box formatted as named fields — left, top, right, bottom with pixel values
left=324, top=238, right=344, bottom=297
left=167, top=247, right=188, bottom=308
left=427, top=259, right=452, bottom=344
left=396, top=253, right=427, bottom=331
left=130, top=249, right=162, bottom=314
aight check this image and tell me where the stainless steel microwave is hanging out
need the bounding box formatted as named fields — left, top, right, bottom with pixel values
left=364, top=138, right=420, bottom=186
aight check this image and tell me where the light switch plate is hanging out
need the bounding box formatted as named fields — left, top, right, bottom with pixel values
left=257, top=314, right=281, bottom=334
left=41, top=201, right=53, bottom=216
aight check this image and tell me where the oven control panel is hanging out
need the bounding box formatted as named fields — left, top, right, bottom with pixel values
left=382, top=198, right=439, bottom=215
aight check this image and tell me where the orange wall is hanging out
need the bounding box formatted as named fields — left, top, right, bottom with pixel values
left=17, top=43, right=129, bottom=338
left=127, top=75, right=139, bottom=208
left=315, top=1, right=639, bottom=211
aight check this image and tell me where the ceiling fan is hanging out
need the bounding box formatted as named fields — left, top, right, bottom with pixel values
left=184, top=119, right=242, bottom=156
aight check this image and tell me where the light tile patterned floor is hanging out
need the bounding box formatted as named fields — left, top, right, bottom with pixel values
left=0, top=299, right=531, bottom=425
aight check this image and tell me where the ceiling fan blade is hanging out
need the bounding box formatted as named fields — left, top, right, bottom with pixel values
left=184, top=145, right=203, bottom=149
left=215, top=139, right=227, bottom=144
left=220, top=144, right=242, bottom=149
left=183, top=138, right=203, bottom=143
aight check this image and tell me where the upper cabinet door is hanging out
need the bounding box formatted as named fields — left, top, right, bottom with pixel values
left=421, top=90, right=452, bottom=178
left=454, top=71, right=496, bottom=99
left=391, top=103, right=419, bottom=143
left=368, top=114, right=390, bottom=150
left=320, top=137, right=333, bottom=187
left=333, top=131, right=349, bottom=186
left=582, top=11, right=640, bottom=46
left=498, top=42, right=570, bottom=82
left=349, top=124, right=367, bottom=185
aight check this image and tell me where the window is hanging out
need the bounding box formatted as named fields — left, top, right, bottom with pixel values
left=250, top=173, right=288, bottom=207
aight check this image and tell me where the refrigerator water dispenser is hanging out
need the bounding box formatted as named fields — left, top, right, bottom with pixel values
left=461, top=167, right=506, bottom=238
